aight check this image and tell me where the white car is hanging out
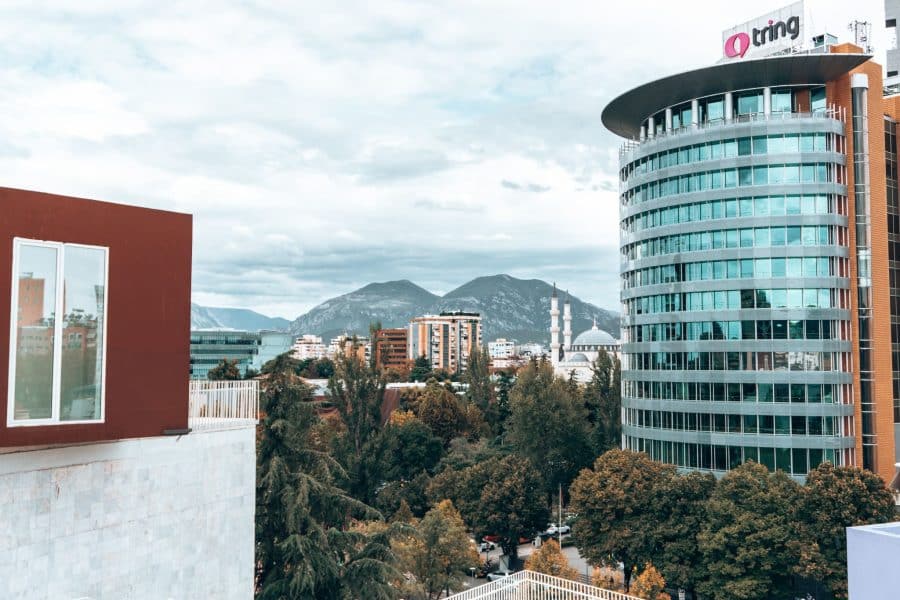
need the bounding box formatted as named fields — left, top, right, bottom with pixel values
left=545, top=523, right=571, bottom=535
left=478, top=541, right=496, bottom=553
left=486, top=570, right=515, bottom=582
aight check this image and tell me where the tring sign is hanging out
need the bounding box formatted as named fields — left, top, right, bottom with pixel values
left=722, top=1, right=805, bottom=60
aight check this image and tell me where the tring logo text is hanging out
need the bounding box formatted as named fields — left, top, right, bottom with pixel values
left=724, top=16, right=801, bottom=58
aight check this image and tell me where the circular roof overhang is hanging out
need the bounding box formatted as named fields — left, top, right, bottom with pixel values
left=602, top=53, right=872, bottom=139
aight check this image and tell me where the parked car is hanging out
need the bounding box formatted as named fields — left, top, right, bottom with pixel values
left=478, top=541, right=496, bottom=553
left=482, top=534, right=501, bottom=543
left=486, top=569, right=516, bottom=582
left=545, top=523, right=571, bottom=535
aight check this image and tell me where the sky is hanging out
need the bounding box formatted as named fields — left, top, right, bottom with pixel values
left=0, top=0, right=886, bottom=318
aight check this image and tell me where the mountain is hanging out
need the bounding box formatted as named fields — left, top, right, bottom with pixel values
left=287, top=274, right=619, bottom=344
left=288, top=280, right=441, bottom=341
left=436, top=275, right=619, bottom=342
left=190, top=303, right=290, bottom=332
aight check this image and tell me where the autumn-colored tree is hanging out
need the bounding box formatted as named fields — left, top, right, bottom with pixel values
left=569, top=449, right=676, bottom=591
left=415, top=381, right=467, bottom=445
left=395, top=500, right=479, bottom=599
left=524, top=539, right=579, bottom=581
left=207, top=358, right=241, bottom=380
left=630, top=563, right=670, bottom=600
left=506, top=360, right=593, bottom=499
left=697, top=461, right=802, bottom=600
left=796, top=462, right=897, bottom=599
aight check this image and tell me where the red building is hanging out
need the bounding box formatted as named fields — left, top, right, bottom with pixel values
left=0, top=187, right=192, bottom=446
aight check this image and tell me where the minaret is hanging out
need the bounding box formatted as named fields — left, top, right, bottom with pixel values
left=550, top=283, right=560, bottom=368
left=563, top=291, right=572, bottom=352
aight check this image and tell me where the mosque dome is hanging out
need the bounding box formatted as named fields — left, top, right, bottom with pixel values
left=566, top=352, right=590, bottom=363
left=572, top=324, right=617, bottom=347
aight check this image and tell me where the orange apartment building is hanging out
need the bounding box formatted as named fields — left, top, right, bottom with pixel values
left=407, top=312, right=482, bottom=374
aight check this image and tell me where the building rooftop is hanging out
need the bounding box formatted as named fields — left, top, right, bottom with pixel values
left=602, top=53, right=871, bottom=138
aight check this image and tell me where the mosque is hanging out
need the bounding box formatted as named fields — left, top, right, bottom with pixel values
left=549, top=284, right=620, bottom=383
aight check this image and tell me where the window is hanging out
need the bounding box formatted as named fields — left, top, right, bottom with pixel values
left=811, top=87, right=827, bottom=113
left=8, top=239, right=108, bottom=425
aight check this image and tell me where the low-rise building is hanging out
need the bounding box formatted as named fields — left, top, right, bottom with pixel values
left=488, top=338, right=516, bottom=359
left=292, top=334, right=327, bottom=360
left=190, top=329, right=292, bottom=378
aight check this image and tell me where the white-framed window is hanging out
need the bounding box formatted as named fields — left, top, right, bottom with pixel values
left=7, top=238, right=109, bottom=426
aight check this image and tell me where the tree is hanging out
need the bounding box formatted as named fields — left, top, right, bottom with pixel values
left=697, top=461, right=802, bottom=600
left=429, top=454, right=548, bottom=559
left=255, top=354, right=396, bottom=599
left=653, top=471, right=715, bottom=595
left=484, top=369, right=514, bottom=436
left=630, top=563, right=670, bottom=600
left=377, top=418, right=444, bottom=482
left=328, top=349, right=385, bottom=462
left=585, top=350, right=621, bottom=455
left=410, top=355, right=432, bottom=382
left=796, top=462, right=897, bottom=599
left=569, top=449, right=676, bottom=591
left=506, top=360, right=593, bottom=500
left=464, top=345, right=493, bottom=411
left=207, top=358, right=241, bottom=380
left=525, top=539, right=579, bottom=581
left=415, top=381, right=467, bottom=445
left=397, top=500, right=480, bottom=599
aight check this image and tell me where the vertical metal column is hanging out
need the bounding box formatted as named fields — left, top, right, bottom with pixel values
left=851, top=73, right=877, bottom=471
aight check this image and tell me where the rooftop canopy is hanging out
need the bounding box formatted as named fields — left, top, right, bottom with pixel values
left=602, top=53, right=872, bottom=139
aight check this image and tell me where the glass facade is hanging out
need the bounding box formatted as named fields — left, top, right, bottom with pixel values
left=620, top=94, right=855, bottom=477
left=189, top=331, right=261, bottom=379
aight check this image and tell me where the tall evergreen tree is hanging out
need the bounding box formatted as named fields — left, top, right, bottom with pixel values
left=328, top=348, right=385, bottom=462
left=585, top=350, right=622, bottom=455
left=409, top=355, right=432, bottom=382
left=463, top=345, right=493, bottom=411
left=255, top=354, right=397, bottom=599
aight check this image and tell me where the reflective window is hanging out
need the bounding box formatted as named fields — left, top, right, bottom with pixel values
left=9, top=239, right=108, bottom=425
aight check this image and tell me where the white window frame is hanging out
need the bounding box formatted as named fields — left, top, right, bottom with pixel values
left=7, top=237, right=109, bottom=427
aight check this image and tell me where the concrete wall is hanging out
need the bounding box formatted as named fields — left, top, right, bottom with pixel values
left=847, top=522, right=900, bottom=599
left=0, top=427, right=255, bottom=599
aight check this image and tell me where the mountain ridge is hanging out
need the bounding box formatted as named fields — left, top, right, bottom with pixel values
left=287, top=274, right=619, bottom=344
left=191, top=274, right=620, bottom=344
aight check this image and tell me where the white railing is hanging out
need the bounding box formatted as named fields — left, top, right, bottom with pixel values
left=188, top=380, right=259, bottom=431
left=446, top=571, right=642, bottom=600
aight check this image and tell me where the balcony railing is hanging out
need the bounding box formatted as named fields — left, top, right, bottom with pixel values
left=619, top=105, right=847, bottom=161
left=188, top=380, right=259, bottom=431
left=446, top=571, right=642, bottom=600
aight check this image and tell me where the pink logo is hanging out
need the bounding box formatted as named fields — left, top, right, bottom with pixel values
left=724, top=32, right=751, bottom=58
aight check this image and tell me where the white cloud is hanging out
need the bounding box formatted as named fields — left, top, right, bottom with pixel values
left=0, top=0, right=885, bottom=318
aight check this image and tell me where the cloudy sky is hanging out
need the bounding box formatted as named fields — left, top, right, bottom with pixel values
left=1, top=0, right=885, bottom=318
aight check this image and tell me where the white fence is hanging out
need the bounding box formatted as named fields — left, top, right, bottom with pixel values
left=446, top=571, right=642, bottom=600
left=188, top=380, right=259, bottom=431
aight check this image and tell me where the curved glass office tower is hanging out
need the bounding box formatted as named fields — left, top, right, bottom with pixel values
left=604, top=50, right=900, bottom=481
